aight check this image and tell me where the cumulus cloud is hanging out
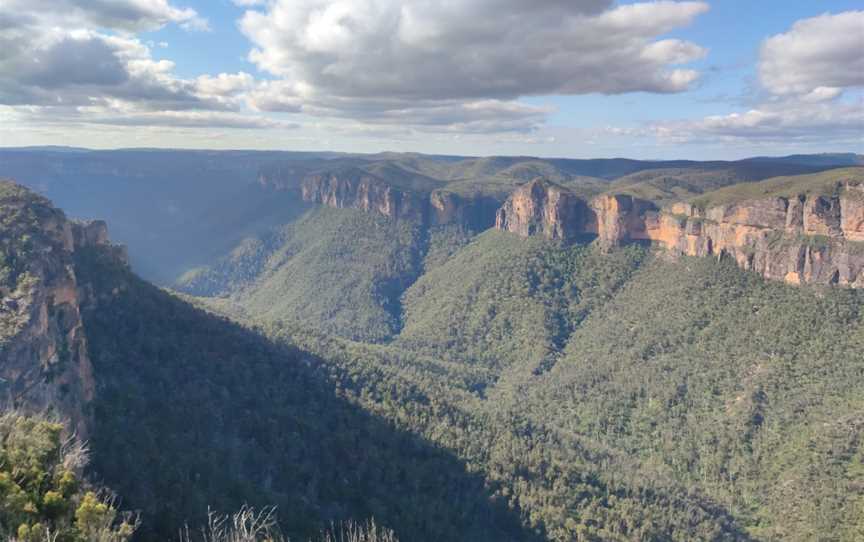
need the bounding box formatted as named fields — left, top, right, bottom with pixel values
left=1, top=0, right=206, bottom=32
left=0, top=28, right=218, bottom=110
left=240, top=0, right=707, bottom=99
left=645, top=97, right=864, bottom=144
left=0, top=0, right=714, bottom=135
left=238, top=0, right=708, bottom=128
left=616, top=10, right=864, bottom=147
left=760, top=11, right=864, bottom=97
left=0, top=0, right=272, bottom=130
left=6, top=103, right=295, bottom=130
left=0, top=1, right=204, bottom=107
left=247, top=79, right=551, bottom=133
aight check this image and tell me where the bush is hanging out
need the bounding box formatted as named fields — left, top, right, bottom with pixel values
left=0, top=411, right=138, bottom=542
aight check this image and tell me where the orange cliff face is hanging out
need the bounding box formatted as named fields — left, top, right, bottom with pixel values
left=589, top=194, right=657, bottom=247
left=654, top=185, right=864, bottom=287
left=494, top=178, right=864, bottom=288
left=495, top=178, right=596, bottom=240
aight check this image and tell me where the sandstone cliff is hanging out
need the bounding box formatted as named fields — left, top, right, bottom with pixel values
left=494, top=178, right=595, bottom=240
left=262, top=165, right=501, bottom=229
left=300, top=168, right=428, bottom=222
left=652, top=183, right=864, bottom=286
left=0, top=182, right=126, bottom=436
left=495, top=176, right=864, bottom=287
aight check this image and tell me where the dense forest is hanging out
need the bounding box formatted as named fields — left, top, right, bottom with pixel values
left=259, top=238, right=863, bottom=541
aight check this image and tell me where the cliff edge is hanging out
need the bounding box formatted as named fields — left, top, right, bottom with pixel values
left=0, top=181, right=126, bottom=436
left=494, top=169, right=864, bottom=287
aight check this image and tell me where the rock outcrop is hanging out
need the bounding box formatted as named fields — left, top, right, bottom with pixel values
left=0, top=182, right=126, bottom=436
left=300, top=168, right=428, bottom=222
left=652, top=185, right=864, bottom=286
left=494, top=178, right=595, bottom=240
left=589, top=194, right=658, bottom=247
left=495, top=177, right=864, bottom=288
left=262, top=165, right=502, bottom=230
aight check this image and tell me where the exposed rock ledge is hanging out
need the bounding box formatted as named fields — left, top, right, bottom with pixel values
left=300, top=168, right=426, bottom=222
left=496, top=178, right=864, bottom=287
left=1, top=186, right=126, bottom=437
left=262, top=167, right=499, bottom=229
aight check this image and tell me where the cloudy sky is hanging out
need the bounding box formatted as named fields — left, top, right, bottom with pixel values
left=0, top=0, right=861, bottom=158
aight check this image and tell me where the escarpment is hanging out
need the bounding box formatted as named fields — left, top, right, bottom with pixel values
left=300, top=168, right=428, bottom=222
left=0, top=181, right=126, bottom=436
left=495, top=175, right=864, bottom=287
left=655, top=185, right=864, bottom=286
left=261, top=166, right=503, bottom=230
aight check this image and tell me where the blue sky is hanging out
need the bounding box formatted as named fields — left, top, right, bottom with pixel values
left=1, top=0, right=861, bottom=159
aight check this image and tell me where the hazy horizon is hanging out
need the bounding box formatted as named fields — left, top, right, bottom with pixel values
left=1, top=144, right=862, bottom=163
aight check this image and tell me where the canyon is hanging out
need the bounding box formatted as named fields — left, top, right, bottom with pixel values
left=2, top=155, right=863, bottom=541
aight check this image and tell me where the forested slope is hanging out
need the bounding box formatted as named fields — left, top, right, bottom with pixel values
left=519, top=254, right=864, bottom=540
left=260, top=241, right=864, bottom=541
left=74, top=244, right=533, bottom=542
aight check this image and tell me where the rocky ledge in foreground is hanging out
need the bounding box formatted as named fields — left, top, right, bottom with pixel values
left=0, top=181, right=126, bottom=436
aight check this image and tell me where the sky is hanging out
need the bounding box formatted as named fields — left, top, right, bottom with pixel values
left=0, top=0, right=861, bottom=159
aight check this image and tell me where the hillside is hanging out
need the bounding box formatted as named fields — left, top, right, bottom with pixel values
left=178, top=206, right=427, bottom=342
left=691, top=166, right=864, bottom=207
left=264, top=249, right=864, bottom=541
left=494, top=169, right=864, bottom=287
left=177, top=163, right=863, bottom=540
left=174, top=165, right=864, bottom=352
left=604, top=161, right=852, bottom=204
left=397, top=231, right=646, bottom=377
left=516, top=254, right=864, bottom=540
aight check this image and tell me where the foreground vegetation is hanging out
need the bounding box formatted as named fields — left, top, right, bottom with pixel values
left=0, top=412, right=137, bottom=542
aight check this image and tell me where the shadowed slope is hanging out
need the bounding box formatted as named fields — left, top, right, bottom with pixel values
left=74, top=245, right=535, bottom=542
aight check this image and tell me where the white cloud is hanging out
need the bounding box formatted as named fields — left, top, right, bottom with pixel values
left=0, top=0, right=217, bottom=108
left=237, top=0, right=708, bottom=129
left=646, top=97, right=864, bottom=144
left=195, top=72, right=255, bottom=108
left=247, top=79, right=551, bottom=133
left=614, top=10, right=864, bottom=147
left=7, top=103, right=296, bottom=130
left=0, top=28, right=224, bottom=111
left=0, top=1, right=267, bottom=131
left=760, top=11, right=864, bottom=97
left=1, top=0, right=206, bottom=32
left=78, top=110, right=297, bottom=129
